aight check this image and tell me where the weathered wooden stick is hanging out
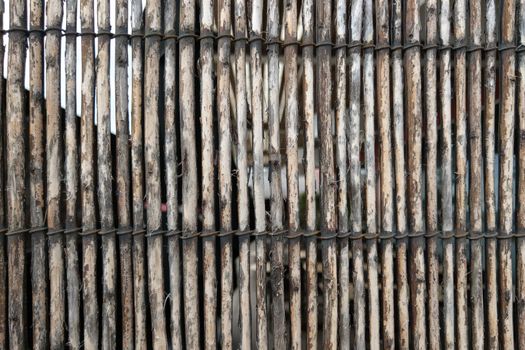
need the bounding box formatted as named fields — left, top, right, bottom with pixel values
left=64, top=0, right=80, bottom=346
left=267, top=0, right=286, bottom=348
left=302, top=0, right=317, bottom=347
left=453, top=0, right=468, bottom=345
left=234, top=0, right=251, bottom=348
left=200, top=0, right=216, bottom=348
left=115, top=0, right=133, bottom=346
left=284, top=0, right=300, bottom=348
left=6, top=0, right=28, bottom=347
left=45, top=0, right=65, bottom=346
left=0, top=0, right=6, bottom=345
left=518, top=0, right=525, bottom=347
left=483, top=1, right=498, bottom=347
left=439, top=0, right=454, bottom=346
left=375, top=0, right=394, bottom=346
left=348, top=0, right=365, bottom=346
left=144, top=0, right=168, bottom=347
left=80, top=0, right=99, bottom=345
left=250, top=0, right=268, bottom=347
left=404, top=0, right=427, bottom=347
left=180, top=0, right=200, bottom=348
left=317, top=1, right=338, bottom=348
left=468, top=0, right=484, bottom=347
left=499, top=0, right=516, bottom=347
left=424, top=0, right=439, bottom=348
left=131, top=0, right=147, bottom=347
left=217, top=1, right=233, bottom=347
left=363, top=0, right=379, bottom=346
left=29, top=0, right=47, bottom=346
left=334, top=0, right=349, bottom=347
left=96, top=0, right=117, bottom=346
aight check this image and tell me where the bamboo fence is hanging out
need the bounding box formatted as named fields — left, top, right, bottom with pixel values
left=0, top=0, right=525, bottom=348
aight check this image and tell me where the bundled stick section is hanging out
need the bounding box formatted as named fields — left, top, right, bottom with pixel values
left=1, top=0, right=524, bottom=348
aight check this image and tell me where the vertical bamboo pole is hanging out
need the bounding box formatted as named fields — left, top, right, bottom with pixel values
left=499, top=0, right=516, bottom=347
left=0, top=0, right=6, bottom=345
left=302, top=0, right=317, bottom=347
left=200, top=0, right=216, bottom=348
left=484, top=0, right=498, bottom=346
left=45, top=0, right=65, bottom=346
left=267, top=0, right=286, bottom=348
left=234, top=0, right=251, bottom=348
left=81, top=0, right=99, bottom=345
left=375, top=0, right=394, bottom=346
left=250, top=1, right=268, bottom=347
left=144, top=0, right=168, bottom=347
left=404, top=0, right=427, bottom=346
left=317, top=1, right=338, bottom=348
left=164, top=0, right=182, bottom=349
left=348, top=0, right=365, bottom=346
left=131, top=0, right=147, bottom=347
left=468, top=0, right=484, bottom=347
left=334, top=0, right=349, bottom=347
left=217, top=1, right=233, bottom=347
left=6, top=0, right=27, bottom=347
left=115, top=0, right=133, bottom=346
left=453, top=0, right=468, bottom=345
left=65, top=0, right=80, bottom=345
left=29, top=0, right=47, bottom=346
left=517, top=0, right=525, bottom=347
left=363, top=0, right=379, bottom=346
left=439, top=0, right=454, bottom=346
left=180, top=0, right=200, bottom=348
left=96, top=0, right=117, bottom=346
left=284, top=0, right=300, bottom=349
left=392, top=1, right=409, bottom=347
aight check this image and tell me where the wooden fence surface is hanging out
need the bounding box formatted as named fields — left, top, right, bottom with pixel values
left=1, top=0, right=525, bottom=348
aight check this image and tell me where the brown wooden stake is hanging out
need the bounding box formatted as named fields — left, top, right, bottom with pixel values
left=131, top=0, right=147, bottom=347
left=468, top=0, right=484, bottom=347
left=499, top=0, right=516, bottom=347
left=518, top=0, right=525, bottom=347
left=483, top=0, right=498, bottom=342
left=267, top=0, right=286, bottom=348
left=80, top=0, right=99, bottom=345
left=348, top=0, right=365, bottom=346
left=180, top=0, right=200, bottom=348
left=64, top=0, right=80, bottom=345
left=250, top=0, right=268, bottom=347
left=29, top=0, right=47, bottom=347
left=302, top=0, right=317, bottom=347
left=439, top=0, right=454, bottom=347
left=115, top=0, right=133, bottom=346
left=317, top=1, right=338, bottom=348
left=334, top=0, right=349, bottom=347
left=45, top=0, right=65, bottom=346
left=404, top=0, right=427, bottom=347
left=200, top=0, right=216, bottom=348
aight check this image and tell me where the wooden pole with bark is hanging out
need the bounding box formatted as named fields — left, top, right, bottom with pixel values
left=0, top=0, right=6, bottom=345
left=29, top=0, right=47, bottom=346
left=499, top=0, right=516, bottom=347
left=483, top=0, right=498, bottom=346
left=200, top=0, right=216, bottom=348
left=45, top=0, right=65, bottom=346
left=302, top=0, right=317, bottom=347
left=131, top=0, right=147, bottom=347
left=64, top=0, right=80, bottom=346
left=348, top=0, right=365, bottom=346
left=144, top=0, right=168, bottom=347
left=115, top=0, right=133, bottom=346
left=80, top=0, right=99, bottom=345
left=518, top=0, right=525, bottom=347
left=250, top=0, right=268, bottom=347
left=267, top=0, right=286, bottom=348
left=180, top=0, right=200, bottom=348
left=404, top=0, right=427, bottom=346
left=468, top=0, right=484, bottom=347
